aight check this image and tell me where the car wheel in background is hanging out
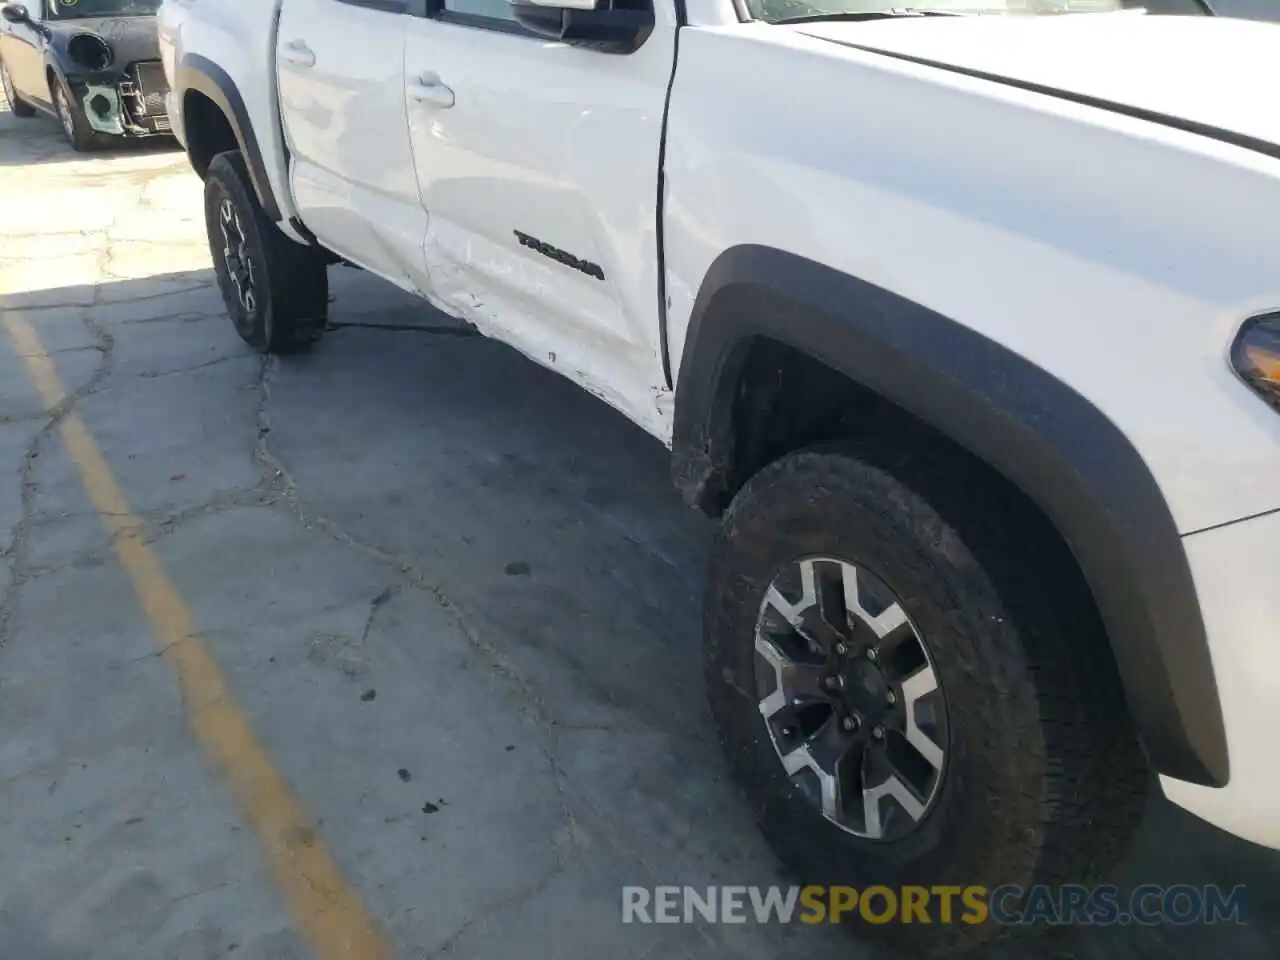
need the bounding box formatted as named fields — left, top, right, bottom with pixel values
left=52, top=81, right=98, bottom=152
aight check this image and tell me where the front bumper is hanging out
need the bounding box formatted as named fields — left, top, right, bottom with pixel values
left=69, top=60, right=171, bottom=138
left=1160, top=509, right=1280, bottom=850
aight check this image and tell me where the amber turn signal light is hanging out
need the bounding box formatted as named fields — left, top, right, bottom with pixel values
left=1231, top=314, right=1280, bottom=412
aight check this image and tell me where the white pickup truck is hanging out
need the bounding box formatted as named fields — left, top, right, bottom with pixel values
left=157, top=0, right=1280, bottom=950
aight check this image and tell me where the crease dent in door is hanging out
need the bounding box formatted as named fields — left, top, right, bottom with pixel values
left=403, top=9, right=681, bottom=441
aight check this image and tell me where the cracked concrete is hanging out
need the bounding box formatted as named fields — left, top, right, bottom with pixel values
left=3, top=78, right=1278, bottom=960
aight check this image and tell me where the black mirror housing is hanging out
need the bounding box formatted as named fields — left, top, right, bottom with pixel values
left=511, top=0, right=654, bottom=54
left=1, top=3, right=31, bottom=25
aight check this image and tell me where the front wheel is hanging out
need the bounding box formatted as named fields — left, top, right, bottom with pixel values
left=1, top=59, right=36, bottom=118
left=203, top=151, right=329, bottom=353
left=704, top=444, right=1149, bottom=955
left=53, top=82, right=98, bottom=152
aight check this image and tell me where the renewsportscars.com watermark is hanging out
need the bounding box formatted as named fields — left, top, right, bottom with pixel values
left=622, top=884, right=1248, bottom=927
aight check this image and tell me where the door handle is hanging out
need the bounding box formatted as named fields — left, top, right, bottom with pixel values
left=281, top=40, right=316, bottom=69
left=407, top=72, right=454, bottom=109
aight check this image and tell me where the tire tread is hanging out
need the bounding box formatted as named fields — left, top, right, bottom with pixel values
left=706, top=440, right=1149, bottom=955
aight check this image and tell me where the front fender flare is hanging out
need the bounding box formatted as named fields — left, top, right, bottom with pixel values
left=672, top=244, right=1228, bottom=789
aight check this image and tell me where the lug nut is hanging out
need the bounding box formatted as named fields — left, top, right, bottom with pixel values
left=886, top=691, right=896, bottom=705
left=823, top=675, right=844, bottom=690
left=842, top=716, right=859, bottom=732
left=866, top=648, right=878, bottom=662
left=872, top=725, right=885, bottom=740
left=781, top=726, right=797, bottom=738
left=834, top=642, right=848, bottom=657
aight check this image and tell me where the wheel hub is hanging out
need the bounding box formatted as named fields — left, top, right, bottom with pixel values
left=839, top=656, right=891, bottom=718
left=754, top=556, right=949, bottom=841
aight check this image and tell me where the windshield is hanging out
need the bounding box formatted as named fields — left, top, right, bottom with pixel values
left=757, top=0, right=1209, bottom=24
left=44, top=0, right=162, bottom=19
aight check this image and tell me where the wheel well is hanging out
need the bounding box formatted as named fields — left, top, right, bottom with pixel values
left=676, top=245, right=1224, bottom=785
left=720, top=336, right=1122, bottom=664
left=182, top=90, right=238, bottom=180
left=719, top=336, right=997, bottom=502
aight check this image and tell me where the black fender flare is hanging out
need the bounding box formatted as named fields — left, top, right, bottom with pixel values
left=671, top=244, right=1228, bottom=788
left=175, top=54, right=283, bottom=223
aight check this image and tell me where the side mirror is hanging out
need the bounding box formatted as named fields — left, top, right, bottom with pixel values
left=1, top=3, right=32, bottom=25
left=510, top=0, right=653, bottom=54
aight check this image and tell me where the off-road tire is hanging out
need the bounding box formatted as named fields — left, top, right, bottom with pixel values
left=705, top=442, right=1150, bottom=956
left=203, top=150, right=328, bottom=353
left=1, top=59, right=36, bottom=118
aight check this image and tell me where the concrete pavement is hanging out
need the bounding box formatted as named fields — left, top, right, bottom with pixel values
left=1, top=88, right=1276, bottom=960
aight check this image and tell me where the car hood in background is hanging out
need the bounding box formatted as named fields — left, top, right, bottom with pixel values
left=46, top=16, right=160, bottom=67
left=793, top=13, right=1280, bottom=152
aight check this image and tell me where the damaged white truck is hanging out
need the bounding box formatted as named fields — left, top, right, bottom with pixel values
left=158, top=0, right=1280, bottom=952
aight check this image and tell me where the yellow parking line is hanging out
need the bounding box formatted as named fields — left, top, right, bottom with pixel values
left=2, top=311, right=392, bottom=960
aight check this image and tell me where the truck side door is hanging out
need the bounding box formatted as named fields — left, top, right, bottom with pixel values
left=403, top=0, right=676, bottom=439
left=276, top=0, right=430, bottom=295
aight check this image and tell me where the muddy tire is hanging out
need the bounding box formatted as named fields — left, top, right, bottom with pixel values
left=704, top=443, right=1149, bottom=955
left=203, top=151, right=328, bottom=353
left=1, top=59, right=35, bottom=118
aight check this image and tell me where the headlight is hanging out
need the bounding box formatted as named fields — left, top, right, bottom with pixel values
left=1231, top=313, right=1280, bottom=412
left=68, top=34, right=113, bottom=71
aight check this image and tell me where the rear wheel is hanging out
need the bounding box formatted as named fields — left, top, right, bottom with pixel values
left=1, top=59, right=36, bottom=118
left=704, top=443, right=1150, bottom=955
left=203, top=151, right=329, bottom=353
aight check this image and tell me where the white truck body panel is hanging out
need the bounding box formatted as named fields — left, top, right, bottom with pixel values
left=159, top=0, right=1280, bottom=852
left=401, top=13, right=678, bottom=437
left=276, top=0, right=429, bottom=295
left=1165, top=510, right=1280, bottom=851
left=159, top=0, right=306, bottom=242
left=664, top=18, right=1280, bottom=536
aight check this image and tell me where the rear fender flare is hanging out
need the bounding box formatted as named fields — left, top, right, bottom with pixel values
left=176, top=54, right=282, bottom=223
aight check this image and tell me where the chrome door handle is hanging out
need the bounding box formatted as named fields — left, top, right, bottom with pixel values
left=281, top=40, right=316, bottom=69
left=407, top=72, right=454, bottom=109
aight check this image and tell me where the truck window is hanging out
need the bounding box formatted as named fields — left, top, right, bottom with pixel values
left=439, top=0, right=519, bottom=24
left=336, top=0, right=411, bottom=12
left=756, top=0, right=1210, bottom=24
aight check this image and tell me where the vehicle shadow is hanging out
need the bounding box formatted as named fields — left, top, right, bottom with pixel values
left=2, top=267, right=1277, bottom=960
left=0, top=95, right=182, bottom=165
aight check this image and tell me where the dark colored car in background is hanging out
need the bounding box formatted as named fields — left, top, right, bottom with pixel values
left=0, top=0, right=169, bottom=151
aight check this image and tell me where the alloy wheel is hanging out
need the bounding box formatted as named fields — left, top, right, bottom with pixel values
left=754, top=556, right=948, bottom=841
left=55, top=87, right=75, bottom=141
left=218, top=197, right=258, bottom=315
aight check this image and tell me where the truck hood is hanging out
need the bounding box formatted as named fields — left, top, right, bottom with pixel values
left=46, top=16, right=160, bottom=68
left=793, top=13, right=1280, bottom=152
